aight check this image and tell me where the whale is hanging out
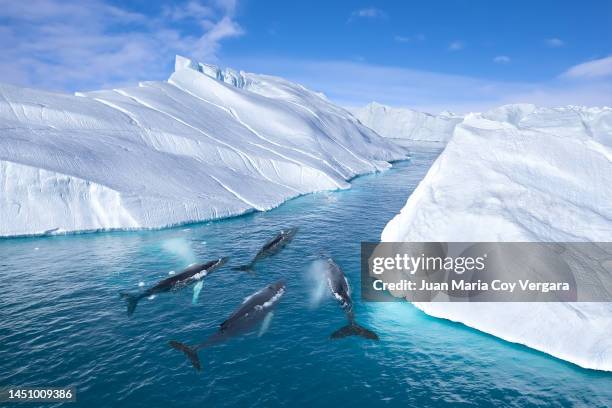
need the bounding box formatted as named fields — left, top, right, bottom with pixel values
left=120, top=257, right=228, bottom=316
left=234, top=228, right=298, bottom=272
left=169, top=280, right=286, bottom=371
left=323, top=258, right=379, bottom=340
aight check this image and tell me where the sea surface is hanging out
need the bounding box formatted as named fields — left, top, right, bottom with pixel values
left=1, top=147, right=611, bottom=408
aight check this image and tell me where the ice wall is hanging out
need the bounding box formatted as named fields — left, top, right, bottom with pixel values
left=0, top=56, right=406, bottom=236
left=382, top=104, right=612, bottom=371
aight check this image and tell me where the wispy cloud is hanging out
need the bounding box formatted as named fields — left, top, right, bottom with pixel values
left=229, top=56, right=612, bottom=113
left=0, top=0, right=244, bottom=92
left=394, top=34, right=425, bottom=43
left=162, top=1, right=215, bottom=20
left=348, top=7, right=387, bottom=22
left=560, top=56, right=612, bottom=79
left=448, top=41, right=465, bottom=51
left=493, top=55, right=511, bottom=64
left=545, top=37, right=565, bottom=48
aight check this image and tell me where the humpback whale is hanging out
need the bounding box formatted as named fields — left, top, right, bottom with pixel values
left=120, top=257, right=228, bottom=316
left=234, top=228, right=298, bottom=272
left=169, top=280, right=286, bottom=371
left=323, top=258, right=379, bottom=340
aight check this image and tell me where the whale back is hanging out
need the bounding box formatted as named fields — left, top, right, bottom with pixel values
left=220, top=281, right=286, bottom=331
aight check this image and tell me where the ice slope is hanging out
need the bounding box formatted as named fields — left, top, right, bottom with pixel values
left=351, top=102, right=463, bottom=144
left=381, top=104, right=612, bottom=371
left=0, top=56, right=406, bottom=237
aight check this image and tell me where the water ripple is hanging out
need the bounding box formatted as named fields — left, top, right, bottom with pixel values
left=1, top=147, right=611, bottom=407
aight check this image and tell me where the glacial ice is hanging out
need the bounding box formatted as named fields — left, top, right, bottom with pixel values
left=382, top=104, right=612, bottom=371
left=351, top=102, right=463, bottom=144
left=0, top=56, right=406, bottom=236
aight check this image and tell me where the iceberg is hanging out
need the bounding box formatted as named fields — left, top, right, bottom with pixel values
left=0, top=56, right=406, bottom=237
left=351, top=102, right=463, bottom=144
left=382, top=104, right=612, bottom=371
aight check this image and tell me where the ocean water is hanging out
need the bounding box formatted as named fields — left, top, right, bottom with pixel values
left=1, top=147, right=611, bottom=408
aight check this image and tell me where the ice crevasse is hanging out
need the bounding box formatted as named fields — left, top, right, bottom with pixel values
left=382, top=104, right=612, bottom=371
left=0, top=55, right=406, bottom=236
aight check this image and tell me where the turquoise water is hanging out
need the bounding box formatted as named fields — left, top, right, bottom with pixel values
left=1, top=147, right=611, bottom=408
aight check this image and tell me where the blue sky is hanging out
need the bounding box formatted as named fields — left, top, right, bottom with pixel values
left=1, top=0, right=611, bottom=112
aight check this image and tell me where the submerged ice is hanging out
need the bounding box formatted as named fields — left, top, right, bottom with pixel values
left=0, top=55, right=406, bottom=237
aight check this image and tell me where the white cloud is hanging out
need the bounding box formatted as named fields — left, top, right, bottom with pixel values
left=163, top=1, right=215, bottom=21
left=448, top=41, right=465, bottom=51
left=194, top=16, right=244, bottom=60
left=560, top=56, right=612, bottom=79
left=349, top=7, right=386, bottom=22
left=545, top=38, right=565, bottom=48
left=215, top=0, right=239, bottom=14
left=394, top=34, right=425, bottom=43
left=228, top=56, right=612, bottom=113
left=493, top=55, right=511, bottom=64
left=0, top=0, right=244, bottom=92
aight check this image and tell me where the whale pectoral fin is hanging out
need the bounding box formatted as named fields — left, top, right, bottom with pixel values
left=192, top=281, right=204, bottom=304
left=257, top=312, right=274, bottom=338
left=330, top=322, right=379, bottom=341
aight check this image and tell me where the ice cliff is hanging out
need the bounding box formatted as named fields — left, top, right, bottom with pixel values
left=382, top=104, right=612, bottom=371
left=351, top=102, right=463, bottom=144
left=0, top=55, right=406, bottom=236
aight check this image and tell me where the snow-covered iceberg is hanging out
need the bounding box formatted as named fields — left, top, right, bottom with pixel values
left=0, top=56, right=406, bottom=237
left=351, top=102, right=462, bottom=144
left=382, top=104, right=612, bottom=371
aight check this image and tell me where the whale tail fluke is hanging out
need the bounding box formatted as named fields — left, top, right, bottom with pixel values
left=330, top=322, right=379, bottom=341
left=120, top=293, right=140, bottom=317
left=169, top=341, right=201, bottom=371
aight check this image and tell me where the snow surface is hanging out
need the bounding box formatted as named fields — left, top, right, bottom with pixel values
left=0, top=56, right=406, bottom=237
left=351, top=102, right=463, bottom=144
left=382, top=104, right=612, bottom=371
